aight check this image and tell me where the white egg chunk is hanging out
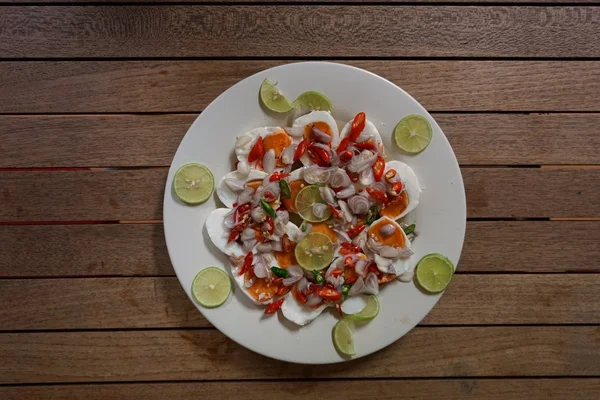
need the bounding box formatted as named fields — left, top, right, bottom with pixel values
left=340, top=118, right=384, bottom=155
left=216, top=169, right=267, bottom=208
left=367, top=216, right=413, bottom=276
left=206, top=208, right=246, bottom=257
left=292, top=111, right=340, bottom=166
left=379, top=160, right=421, bottom=220
left=235, top=127, right=296, bottom=170
left=341, top=294, right=369, bottom=315
left=281, top=292, right=329, bottom=326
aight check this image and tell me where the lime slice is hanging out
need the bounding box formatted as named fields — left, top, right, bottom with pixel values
left=173, top=163, right=214, bottom=205
left=191, top=267, right=232, bottom=308
left=293, top=91, right=332, bottom=112
left=393, top=114, right=433, bottom=154
left=415, top=253, right=454, bottom=294
left=294, top=232, right=335, bottom=271
left=294, top=185, right=332, bottom=223
left=260, top=79, right=294, bottom=113
left=332, top=319, right=356, bottom=357
left=345, top=295, right=380, bottom=322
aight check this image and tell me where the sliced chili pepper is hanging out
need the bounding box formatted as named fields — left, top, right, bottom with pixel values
left=336, top=137, right=350, bottom=154
left=328, top=204, right=341, bottom=219
left=277, top=285, right=291, bottom=297
left=279, top=179, right=291, bottom=199
left=312, top=270, right=325, bottom=286
left=282, top=234, right=294, bottom=253
left=247, top=136, right=264, bottom=163
left=403, top=223, right=416, bottom=235
left=348, top=171, right=359, bottom=183
left=372, top=155, right=385, bottom=182
left=366, top=187, right=389, bottom=203
left=339, top=150, right=353, bottom=162
left=235, top=203, right=252, bottom=223
left=345, top=276, right=358, bottom=285
left=346, top=224, right=366, bottom=239
left=354, top=140, right=376, bottom=151
left=366, top=205, right=379, bottom=225
left=308, top=143, right=331, bottom=167
left=264, top=215, right=274, bottom=235
left=341, top=284, right=351, bottom=301
left=316, top=287, right=342, bottom=301
left=340, top=242, right=363, bottom=255
left=368, top=263, right=379, bottom=274
left=344, top=256, right=354, bottom=266
left=238, top=252, right=253, bottom=276
left=264, top=298, right=285, bottom=315
left=270, top=266, right=289, bottom=278
left=296, top=290, right=307, bottom=304
left=331, top=269, right=344, bottom=277
left=389, top=181, right=404, bottom=196
left=260, top=199, right=277, bottom=218
left=269, top=172, right=290, bottom=182
left=385, top=169, right=397, bottom=183
left=264, top=191, right=275, bottom=201
left=293, top=139, right=308, bottom=161
left=348, top=112, right=366, bottom=142
left=305, top=284, right=322, bottom=296
left=227, top=225, right=244, bottom=243
left=232, top=202, right=238, bottom=208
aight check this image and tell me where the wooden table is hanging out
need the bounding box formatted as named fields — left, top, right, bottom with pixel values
left=1, top=2, right=599, bottom=399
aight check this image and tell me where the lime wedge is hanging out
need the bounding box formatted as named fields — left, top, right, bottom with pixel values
left=345, top=295, right=379, bottom=322
left=332, top=319, right=356, bottom=357
left=294, top=185, right=332, bottom=223
left=294, top=91, right=332, bottom=112
left=393, top=114, right=433, bottom=154
left=415, top=253, right=454, bottom=294
left=260, top=79, right=294, bottom=113
left=294, top=232, right=334, bottom=271
left=191, top=267, right=231, bottom=308
left=173, top=163, right=214, bottom=205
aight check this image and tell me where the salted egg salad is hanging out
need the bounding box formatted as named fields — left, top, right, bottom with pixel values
left=179, top=81, right=453, bottom=357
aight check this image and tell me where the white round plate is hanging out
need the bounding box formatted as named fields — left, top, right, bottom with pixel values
left=164, top=62, right=466, bottom=364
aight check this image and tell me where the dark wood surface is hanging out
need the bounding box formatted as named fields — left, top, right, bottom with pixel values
left=1, top=2, right=598, bottom=399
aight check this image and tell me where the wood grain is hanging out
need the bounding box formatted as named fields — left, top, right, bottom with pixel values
left=1, top=6, right=599, bottom=58
left=0, top=224, right=173, bottom=277
left=2, top=113, right=600, bottom=168
left=1, top=327, right=598, bottom=383
left=2, top=379, right=600, bottom=400
left=0, top=275, right=598, bottom=331
left=2, top=221, right=597, bottom=277
left=1, top=168, right=598, bottom=221
left=1, top=61, right=599, bottom=113
left=1, top=0, right=596, bottom=4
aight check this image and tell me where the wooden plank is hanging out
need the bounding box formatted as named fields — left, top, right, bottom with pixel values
left=2, top=379, right=600, bottom=400
left=1, top=61, right=599, bottom=113
left=0, top=224, right=173, bottom=277
left=1, top=168, right=598, bottom=221
left=0, top=275, right=598, bottom=331
left=1, top=6, right=599, bottom=58
left=1, top=0, right=596, bottom=4
left=2, top=221, right=597, bottom=277
left=1, top=327, right=598, bottom=383
left=2, top=114, right=600, bottom=167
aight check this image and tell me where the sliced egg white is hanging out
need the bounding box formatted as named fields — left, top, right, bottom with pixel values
left=381, top=160, right=421, bottom=220
left=235, top=127, right=297, bottom=170
left=367, top=216, right=413, bottom=274
left=292, top=111, right=340, bottom=165
left=281, top=292, right=329, bottom=326
left=216, top=169, right=267, bottom=208
left=340, top=118, right=384, bottom=155
left=206, top=208, right=246, bottom=258
left=340, top=294, right=369, bottom=315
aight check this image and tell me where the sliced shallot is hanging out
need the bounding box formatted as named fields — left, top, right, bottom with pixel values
left=284, top=126, right=305, bottom=138
left=263, top=149, right=276, bottom=174
left=355, top=259, right=369, bottom=277
left=333, top=229, right=352, bottom=243
left=241, top=228, right=256, bottom=241
left=338, top=200, right=354, bottom=223
left=242, top=239, right=257, bottom=253
left=251, top=206, right=267, bottom=223
left=236, top=160, right=251, bottom=176
left=347, top=150, right=377, bottom=173
left=224, top=178, right=245, bottom=193
left=312, top=126, right=332, bottom=143
left=235, top=135, right=252, bottom=148
left=237, top=187, right=254, bottom=206
left=363, top=272, right=380, bottom=295
left=257, top=242, right=272, bottom=253
left=330, top=169, right=351, bottom=188
left=348, top=276, right=365, bottom=297
left=312, top=203, right=329, bottom=219
left=281, top=144, right=297, bottom=165
left=283, top=275, right=302, bottom=286
left=348, top=195, right=369, bottom=215
left=336, top=185, right=356, bottom=199
left=296, top=277, right=308, bottom=293
left=305, top=293, right=323, bottom=307
left=398, top=271, right=414, bottom=283
left=319, top=186, right=336, bottom=204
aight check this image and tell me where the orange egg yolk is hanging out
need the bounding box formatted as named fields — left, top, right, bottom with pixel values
left=244, top=271, right=277, bottom=303
left=304, top=121, right=333, bottom=143
left=263, top=130, right=292, bottom=166
left=311, top=222, right=338, bottom=243
left=368, top=219, right=405, bottom=248
left=280, top=180, right=306, bottom=212
left=380, top=191, right=409, bottom=220
left=275, top=249, right=297, bottom=269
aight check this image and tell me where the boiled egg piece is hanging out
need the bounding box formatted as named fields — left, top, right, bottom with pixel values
left=292, top=111, right=340, bottom=165
left=235, top=127, right=296, bottom=170
left=216, top=169, right=267, bottom=208
left=339, top=117, right=384, bottom=155
left=367, top=216, right=413, bottom=274
left=206, top=208, right=246, bottom=257
left=379, top=160, right=421, bottom=220
left=281, top=290, right=329, bottom=326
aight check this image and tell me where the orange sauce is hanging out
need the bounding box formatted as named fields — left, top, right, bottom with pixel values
left=311, top=222, right=338, bottom=243
left=245, top=273, right=277, bottom=303
left=380, top=191, right=409, bottom=219
left=275, top=248, right=297, bottom=269
left=246, top=180, right=262, bottom=191
left=281, top=180, right=306, bottom=212
left=304, top=121, right=333, bottom=144
left=263, top=130, right=292, bottom=167
left=368, top=219, right=405, bottom=248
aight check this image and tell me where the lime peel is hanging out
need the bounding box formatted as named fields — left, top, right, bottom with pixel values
left=332, top=319, right=356, bottom=357
left=393, top=114, right=433, bottom=154
left=192, top=267, right=232, bottom=308
left=345, top=295, right=380, bottom=322
left=260, top=79, right=294, bottom=113
left=173, top=163, right=214, bottom=205
left=293, top=91, right=333, bottom=112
